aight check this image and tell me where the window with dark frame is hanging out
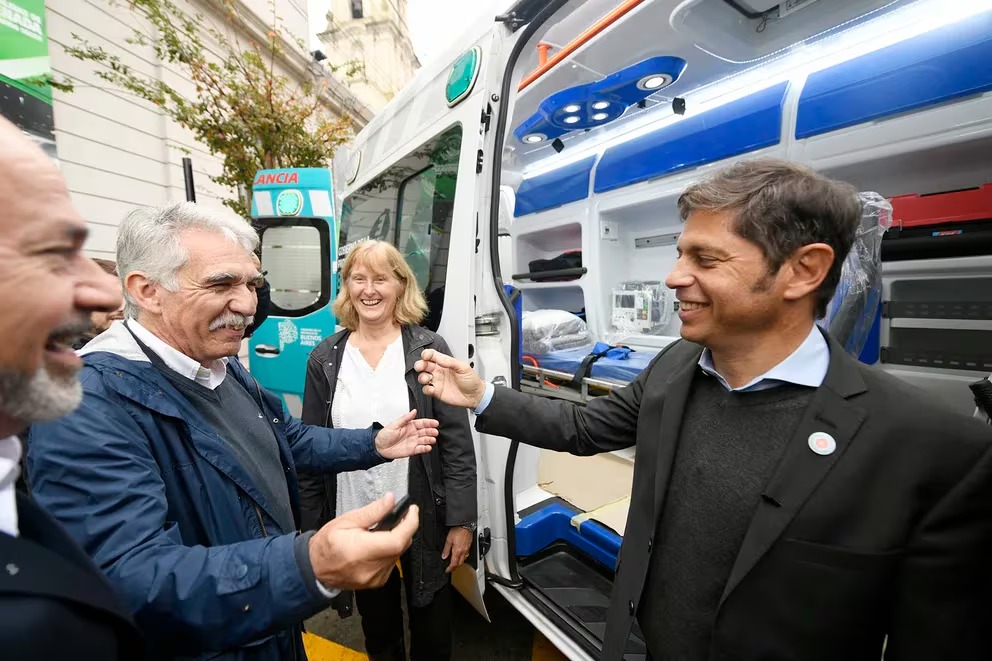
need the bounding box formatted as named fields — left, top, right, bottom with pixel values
left=351, top=0, right=363, bottom=19
left=257, top=219, right=332, bottom=318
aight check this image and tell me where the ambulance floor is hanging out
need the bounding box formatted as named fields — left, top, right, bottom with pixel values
left=304, top=587, right=568, bottom=661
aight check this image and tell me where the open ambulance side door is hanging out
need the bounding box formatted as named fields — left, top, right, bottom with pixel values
left=336, top=3, right=552, bottom=618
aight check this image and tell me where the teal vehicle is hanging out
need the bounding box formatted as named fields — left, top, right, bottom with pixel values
left=248, top=168, right=337, bottom=418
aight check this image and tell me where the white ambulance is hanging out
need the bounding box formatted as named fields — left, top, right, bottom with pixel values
left=334, top=1, right=992, bottom=657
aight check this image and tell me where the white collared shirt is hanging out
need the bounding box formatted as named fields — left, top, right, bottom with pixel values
left=697, top=324, right=830, bottom=392
left=0, top=436, right=22, bottom=537
left=129, top=320, right=229, bottom=390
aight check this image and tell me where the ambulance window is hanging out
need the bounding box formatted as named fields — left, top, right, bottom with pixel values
left=339, top=125, right=463, bottom=331
left=397, top=167, right=437, bottom=291
left=396, top=126, right=462, bottom=331
left=339, top=191, right=394, bottom=250
left=259, top=220, right=331, bottom=317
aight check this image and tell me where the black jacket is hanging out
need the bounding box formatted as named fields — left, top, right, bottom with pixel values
left=0, top=492, right=143, bottom=660
left=477, top=333, right=992, bottom=661
left=300, top=325, right=477, bottom=607
left=244, top=279, right=270, bottom=340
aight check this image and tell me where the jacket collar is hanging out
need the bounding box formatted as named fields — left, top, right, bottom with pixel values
left=82, top=336, right=292, bottom=529
left=652, top=331, right=869, bottom=610
left=0, top=492, right=135, bottom=626
left=717, top=332, right=867, bottom=606
left=78, top=319, right=147, bottom=363
left=401, top=325, right=433, bottom=373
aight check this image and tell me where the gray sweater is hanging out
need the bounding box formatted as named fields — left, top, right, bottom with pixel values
left=640, top=370, right=815, bottom=659
left=162, top=371, right=296, bottom=534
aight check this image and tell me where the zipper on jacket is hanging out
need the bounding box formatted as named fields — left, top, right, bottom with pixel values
left=252, top=501, right=269, bottom=538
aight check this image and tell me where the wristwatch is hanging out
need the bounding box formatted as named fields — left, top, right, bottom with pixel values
left=459, top=522, right=478, bottom=533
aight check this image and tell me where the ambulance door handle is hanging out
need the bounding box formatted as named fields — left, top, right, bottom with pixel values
left=254, top=345, right=281, bottom=357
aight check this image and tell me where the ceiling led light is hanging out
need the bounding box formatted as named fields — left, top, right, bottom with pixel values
left=523, top=133, right=545, bottom=143
left=592, top=101, right=610, bottom=110
left=523, top=1, right=992, bottom=179
left=638, top=74, right=671, bottom=90
left=592, top=112, right=609, bottom=121
left=563, top=115, right=580, bottom=124
left=564, top=104, right=582, bottom=113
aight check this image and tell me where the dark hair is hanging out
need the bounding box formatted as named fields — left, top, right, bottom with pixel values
left=92, top=258, right=118, bottom=276
left=677, top=158, right=861, bottom=317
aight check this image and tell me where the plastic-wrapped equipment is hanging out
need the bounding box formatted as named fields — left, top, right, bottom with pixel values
left=609, top=281, right=674, bottom=338
left=522, top=309, right=593, bottom=355
left=819, top=192, right=892, bottom=356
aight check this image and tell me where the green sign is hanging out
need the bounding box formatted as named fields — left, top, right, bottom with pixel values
left=0, top=0, right=56, bottom=150
left=445, top=47, right=481, bottom=108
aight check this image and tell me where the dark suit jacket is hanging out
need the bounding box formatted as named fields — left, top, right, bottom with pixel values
left=476, top=335, right=992, bottom=661
left=0, top=492, right=142, bottom=660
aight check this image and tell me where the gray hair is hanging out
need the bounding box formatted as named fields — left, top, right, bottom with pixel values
left=117, top=202, right=259, bottom=319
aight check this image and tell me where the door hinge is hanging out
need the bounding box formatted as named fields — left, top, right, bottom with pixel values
left=481, top=103, right=492, bottom=133
left=475, top=315, right=500, bottom=336
left=476, top=149, right=485, bottom=174
left=479, top=527, right=492, bottom=557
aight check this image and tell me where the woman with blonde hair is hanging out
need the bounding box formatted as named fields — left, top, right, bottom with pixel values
left=300, top=241, right=476, bottom=661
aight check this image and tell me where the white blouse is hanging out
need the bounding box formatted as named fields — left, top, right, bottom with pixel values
left=333, top=336, right=410, bottom=516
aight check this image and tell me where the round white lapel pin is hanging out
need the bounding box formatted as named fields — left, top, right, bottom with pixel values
left=808, top=432, right=837, bottom=456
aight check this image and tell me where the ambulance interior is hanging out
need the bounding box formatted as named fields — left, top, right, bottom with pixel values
left=491, top=0, right=992, bottom=654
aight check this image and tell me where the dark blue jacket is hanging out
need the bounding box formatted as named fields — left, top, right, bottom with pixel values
left=27, top=324, right=387, bottom=660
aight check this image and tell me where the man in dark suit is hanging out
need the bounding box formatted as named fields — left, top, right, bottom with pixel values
left=0, top=117, right=143, bottom=659
left=415, top=159, right=992, bottom=661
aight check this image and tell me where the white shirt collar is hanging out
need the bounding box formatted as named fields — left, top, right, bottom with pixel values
left=0, top=436, right=21, bottom=537
left=129, top=320, right=229, bottom=390
left=698, top=325, right=830, bottom=392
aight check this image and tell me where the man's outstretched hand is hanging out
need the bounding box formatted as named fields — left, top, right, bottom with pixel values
left=374, top=410, right=439, bottom=459
left=414, top=349, right=487, bottom=410
left=309, top=493, right=418, bottom=591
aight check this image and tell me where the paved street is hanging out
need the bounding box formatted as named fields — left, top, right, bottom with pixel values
left=304, top=587, right=567, bottom=661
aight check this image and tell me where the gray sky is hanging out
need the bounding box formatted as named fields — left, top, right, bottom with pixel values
left=307, top=0, right=479, bottom=64
left=406, top=0, right=483, bottom=64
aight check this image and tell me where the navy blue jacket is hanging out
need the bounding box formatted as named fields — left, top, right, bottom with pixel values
left=27, top=324, right=387, bottom=660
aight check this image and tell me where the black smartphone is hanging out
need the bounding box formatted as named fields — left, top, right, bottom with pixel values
left=369, top=494, right=412, bottom=532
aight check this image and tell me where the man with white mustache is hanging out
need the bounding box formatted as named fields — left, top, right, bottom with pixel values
left=28, top=202, right=439, bottom=661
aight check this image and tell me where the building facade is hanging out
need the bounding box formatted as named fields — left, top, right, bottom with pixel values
left=44, top=0, right=372, bottom=259
left=316, top=0, right=419, bottom=113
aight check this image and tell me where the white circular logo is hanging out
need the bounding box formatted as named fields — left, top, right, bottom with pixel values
left=808, top=432, right=837, bottom=456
